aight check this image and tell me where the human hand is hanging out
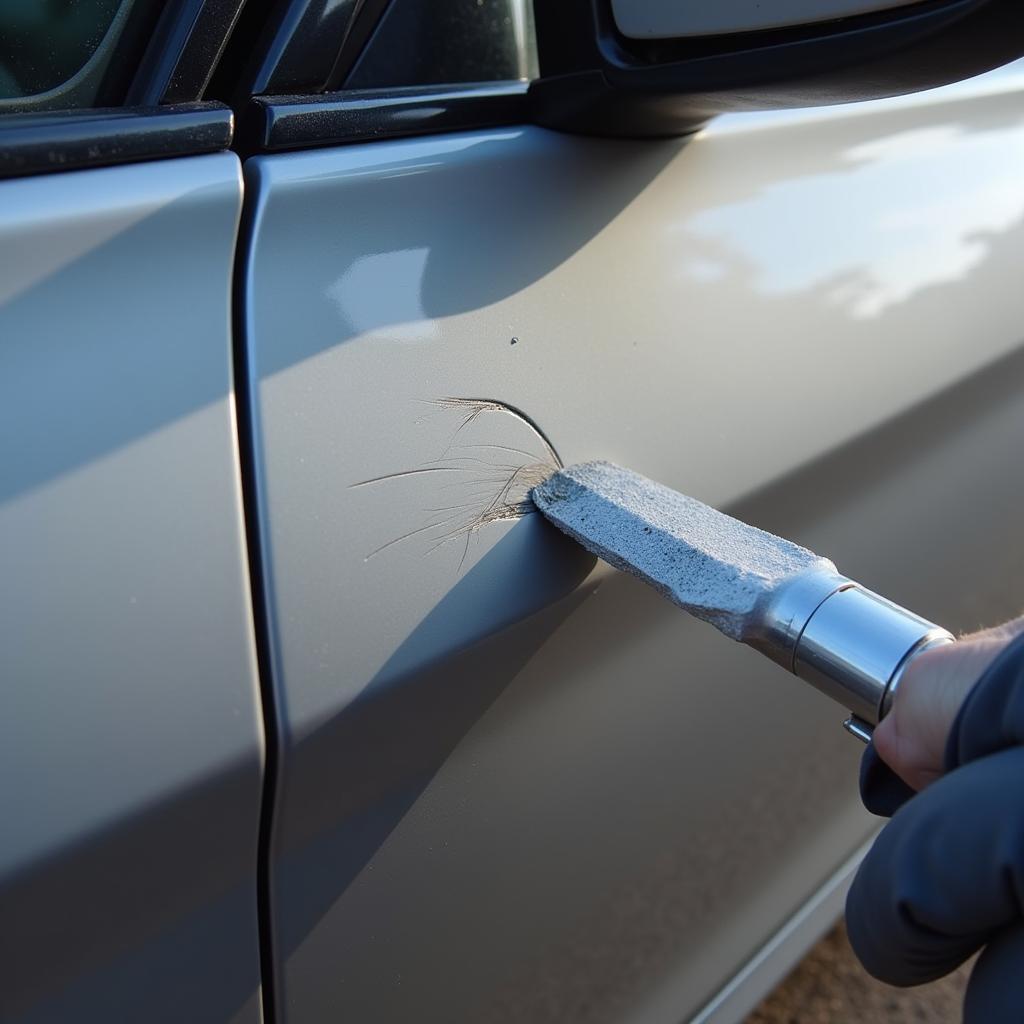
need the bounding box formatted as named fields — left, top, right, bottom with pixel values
left=873, top=616, right=1024, bottom=792
left=848, top=618, right=1024, bottom=1015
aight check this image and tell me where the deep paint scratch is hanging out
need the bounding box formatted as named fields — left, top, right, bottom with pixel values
left=354, top=398, right=561, bottom=568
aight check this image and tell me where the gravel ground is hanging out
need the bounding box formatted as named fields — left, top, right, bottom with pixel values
left=746, top=922, right=971, bottom=1023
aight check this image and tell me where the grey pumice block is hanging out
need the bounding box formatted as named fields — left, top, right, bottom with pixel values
left=531, top=461, right=836, bottom=641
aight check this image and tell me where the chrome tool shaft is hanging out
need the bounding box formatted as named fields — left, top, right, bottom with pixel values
left=532, top=461, right=954, bottom=740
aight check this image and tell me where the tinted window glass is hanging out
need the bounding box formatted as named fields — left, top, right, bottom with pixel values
left=0, top=0, right=156, bottom=111
left=345, top=0, right=537, bottom=89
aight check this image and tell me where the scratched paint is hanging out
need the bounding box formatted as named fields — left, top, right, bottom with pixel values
left=352, top=398, right=561, bottom=571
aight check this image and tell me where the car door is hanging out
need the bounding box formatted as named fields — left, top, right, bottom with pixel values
left=6, top=3, right=1024, bottom=1023
left=0, top=4, right=264, bottom=1022
left=236, top=5, right=1024, bottom=1024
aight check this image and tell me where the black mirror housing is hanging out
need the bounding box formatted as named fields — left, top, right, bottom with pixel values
left=530, top=0, right=1024, bottom=137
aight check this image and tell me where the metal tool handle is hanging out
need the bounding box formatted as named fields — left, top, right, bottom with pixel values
left=840, top=632, right=955, bottom=741
left=748, top=570, right=955, bottom=742
left=792, top=585, right=954, bottom=741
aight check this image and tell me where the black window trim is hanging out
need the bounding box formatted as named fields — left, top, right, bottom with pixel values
left=0, top=0, right=244, bottom=179
left=0, top=0, right=537, bottom=179
left=227, top=0, right=537, bottom=156
left=237, top=80, right=529, bottom=156
left=127, top=0, right=250, bottom=106
left=0, top=102, right=233, bottom=180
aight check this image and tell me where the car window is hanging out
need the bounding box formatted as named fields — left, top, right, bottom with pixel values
left=0, top=0, right=160, bottom=112
left=344, top=0, right=537, bottom=89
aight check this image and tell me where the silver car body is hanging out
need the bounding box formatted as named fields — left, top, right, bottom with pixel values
left=0, top=154, right=264, bottom=1022
left=242, top=61, right=1024, bottom=1023
left=2, top=36, right=1024, bottom=1024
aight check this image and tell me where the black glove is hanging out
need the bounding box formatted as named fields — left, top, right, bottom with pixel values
left=846, top=631, right=1024, bottom=1022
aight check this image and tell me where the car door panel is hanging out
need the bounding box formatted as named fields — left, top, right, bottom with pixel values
left=243, top=65, right=1024, bottom=1022
left=0, top=153, right=264, bottom=1024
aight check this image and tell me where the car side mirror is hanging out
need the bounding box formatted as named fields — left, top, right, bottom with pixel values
left=530, top=0, right=1024, bottom=136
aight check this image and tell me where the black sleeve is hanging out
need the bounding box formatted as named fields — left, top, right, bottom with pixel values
left=945, top=630, right=1024, bottom=771
left=845, top=632, right=1024, bottom=1020
left=858, top=741, right=917, bottom=817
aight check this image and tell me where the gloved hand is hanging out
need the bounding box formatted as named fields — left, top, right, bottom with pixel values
left=846, top=618, right=1024, bottom=1022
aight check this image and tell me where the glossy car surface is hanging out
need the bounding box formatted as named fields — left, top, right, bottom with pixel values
left=242, top=65, right=1024, bottom=1023
left=2, top=4, right=1023, bottom=1020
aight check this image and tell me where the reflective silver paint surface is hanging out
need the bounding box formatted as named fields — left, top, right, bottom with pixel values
left=0, top=154, right=264, bottom=1023
left=244, top=68, right=1024, bottom=1023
